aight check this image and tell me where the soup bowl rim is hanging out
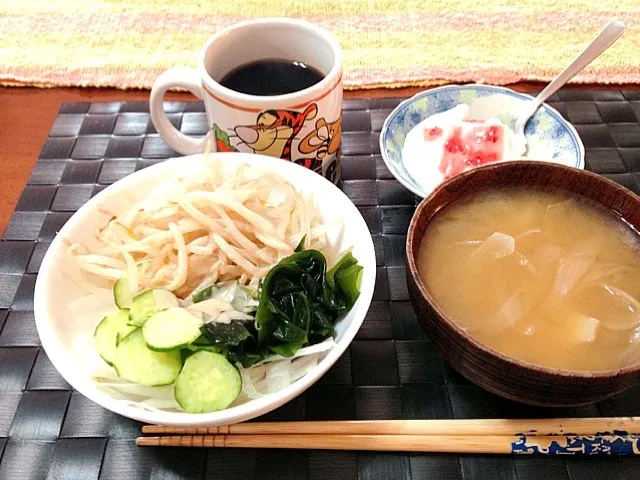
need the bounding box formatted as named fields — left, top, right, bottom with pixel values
left=406, top=160, right=640, bottom=378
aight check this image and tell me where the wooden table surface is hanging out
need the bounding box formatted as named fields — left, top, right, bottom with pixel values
left=0, top=83, right=635, bottom=236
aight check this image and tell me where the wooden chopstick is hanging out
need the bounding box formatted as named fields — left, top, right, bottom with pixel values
left=136, top=433, right=640, bottom=455
left=137, top=418, right=640, bottom=455
left=142, top=417, right=640, bottom=437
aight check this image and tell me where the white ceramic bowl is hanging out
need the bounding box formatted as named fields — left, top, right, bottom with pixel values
left=34, top=152, right=376, bottom=426
left=380, top=84, right=585, bottom=198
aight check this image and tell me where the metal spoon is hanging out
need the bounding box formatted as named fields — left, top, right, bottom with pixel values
left=514, top=20, right=626, bottom=151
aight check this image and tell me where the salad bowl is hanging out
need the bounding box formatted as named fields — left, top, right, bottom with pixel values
left=34, top=152, right=376, bottom=426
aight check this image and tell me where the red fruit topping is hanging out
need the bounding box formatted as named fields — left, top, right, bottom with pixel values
left=438, top=123, right=505, bottom=178
left=423, top=126, right=443, bottom=141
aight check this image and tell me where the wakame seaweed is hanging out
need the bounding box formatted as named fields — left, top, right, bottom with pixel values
left=200, top=246, right=362, bottom=367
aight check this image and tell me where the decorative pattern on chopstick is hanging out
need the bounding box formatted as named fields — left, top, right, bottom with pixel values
left=135, top=433, right=640, bottom=455
left=142, top=417, right=640, bottom=437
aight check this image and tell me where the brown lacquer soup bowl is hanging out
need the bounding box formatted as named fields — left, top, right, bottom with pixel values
left=406, top=161, right=640, bottom=406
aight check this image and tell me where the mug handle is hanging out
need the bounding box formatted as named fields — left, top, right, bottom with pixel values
left=150, top=67, right=208, bottom=155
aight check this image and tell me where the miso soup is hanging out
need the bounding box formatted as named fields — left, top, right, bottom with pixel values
left=418, top=188, right=640, bottom=371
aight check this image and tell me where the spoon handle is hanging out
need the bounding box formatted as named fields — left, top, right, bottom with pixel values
left=532, top=20, right=625, bottom=109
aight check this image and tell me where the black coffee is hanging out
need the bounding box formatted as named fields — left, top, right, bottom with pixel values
left=219, top=59, right=324, bottom=96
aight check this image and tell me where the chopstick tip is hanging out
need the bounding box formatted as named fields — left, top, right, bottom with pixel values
left=136, top=436, right=160, bottom=447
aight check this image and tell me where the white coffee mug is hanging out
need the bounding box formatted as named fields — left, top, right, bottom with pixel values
left=150, top=17, right=343, bottom=183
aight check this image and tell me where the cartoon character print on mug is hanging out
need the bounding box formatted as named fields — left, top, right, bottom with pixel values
left=149, top=18, right=344, bottom=185
left=213, top=103, right=342, bottom=184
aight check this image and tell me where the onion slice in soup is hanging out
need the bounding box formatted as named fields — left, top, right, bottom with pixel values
left=552, top=253, right=595, bottom=297
left=600, top=284, right=640, bottom=331
left=472, top=232, right=515, bottom=259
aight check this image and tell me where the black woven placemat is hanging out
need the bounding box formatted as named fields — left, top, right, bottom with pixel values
left=2, top=91, right=640, bottom=479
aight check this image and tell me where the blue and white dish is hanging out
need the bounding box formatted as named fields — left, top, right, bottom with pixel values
left=379, top=84, right=585, bottom=198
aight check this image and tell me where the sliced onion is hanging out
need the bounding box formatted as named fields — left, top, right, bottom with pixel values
left=240, top=366, right=266, bottom=399
left=546, top=199, right=574, bottom=214
left=492, top=293, right=524, bottom=334
left=214, top=310, right=254, bottom=323
left=238, top=339, right=335, bottom=399
left=117, top=399, right=180, bottom=413
left=513, top=250, right=538, bottom=276
left=515, top=228, right=542, bottom=240
left=95, top=380, right=173, bottom=398
left=68, top=289, right=115, bottom=317
left=289, top=355, right=320, bottom=382
left=256, top=337, right=336, bottom=365
left=266, top=360, right=291, bottom=394
left=187, top=298, right=233, bottom=319
left=600, top=284, right=640, bottom=330
left=587, top=263, right=630, bottom=283
left=139, top=398, right=182, bottom=411
left=552, top=253, right=594, bottom=297
left=210, top=281, right=238, bottom=303
left=63, top=270, right=112, bottom=294
left=183, top=277, right=215, bottom=304
left=230, top=285, right=259, bottom=312
left=619, top=342, right=640, bottom=368
left=529, top=244, right=563, bottom=273
left=473, top=232, right=515, bottom=259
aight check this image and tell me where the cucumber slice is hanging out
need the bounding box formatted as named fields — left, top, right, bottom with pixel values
left=116, top=324, right=138, bottom=345
left=186, top=343, right=223, bottom=353
left=113, top=262, right=151, bottom=309
left=94, top=309, right=132, bottom=366
left=128, top=289, right=179, bottom=327
left=174, top=351, right=241, bottom=413
left=112, top=329, right=182, bottom=387
left=180, top=344, right=224, bottom=364
left=114, top=277, right=136, bottom=309
left=183, top=336, right=223, bottom=362
left=142, top=307, right=203, bottom=351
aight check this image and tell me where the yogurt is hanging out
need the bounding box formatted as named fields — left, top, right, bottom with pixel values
left=402, top=104, right=527, bottom=192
